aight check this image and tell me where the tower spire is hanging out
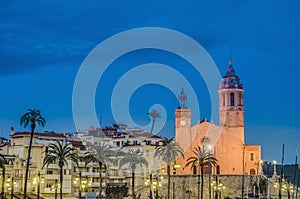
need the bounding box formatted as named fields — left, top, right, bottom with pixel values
left=229, top=57, right=233, bottom=67
left=178, top=88, right=187, bottom=108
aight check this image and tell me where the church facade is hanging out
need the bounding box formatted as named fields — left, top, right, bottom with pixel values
left=175, top=59, right=261, bottom=175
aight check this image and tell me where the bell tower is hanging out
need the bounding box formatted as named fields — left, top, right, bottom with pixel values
left=219, top=58, right=244, bottom=127
left=175, top=88, right=191, bottom=150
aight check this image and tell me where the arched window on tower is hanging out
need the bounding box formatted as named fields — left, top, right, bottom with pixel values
left=239, top=93, right=243, bottom=106
left=250, top=153, right=255, bottom=162
left=230, top=93, right=235, bottom=106
left=222, top=94, right=225, bottom=107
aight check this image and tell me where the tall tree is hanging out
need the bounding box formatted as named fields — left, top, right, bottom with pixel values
left=147, top=110, right=161, bottom=134
left=185, top=146, right=218, bottom=199
left=84, top=142, right=116, bottom=198
left=154, top=137, right=184, bottom=199
left=0, top=154, right=6, bottom=199
left=42, top=140, right=78, bottom=199
left=119, top=149, right=148, bottom=199
left=20, top=108, right=45, bottom=199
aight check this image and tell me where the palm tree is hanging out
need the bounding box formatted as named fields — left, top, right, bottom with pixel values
left=154, top=137, right=184, bottom=199
left=0, top=154, right=6, bottom=199
left=147, top=110, right=161, bottom=134
left=42, top=140, right=78, bottom=199
left=119, top=149, right=148, bottom=199
left=185, top=146, right=218, bottom=199
left=20, top=108, right=45, bottom=199
left=84, top=142, right=116, bottom=198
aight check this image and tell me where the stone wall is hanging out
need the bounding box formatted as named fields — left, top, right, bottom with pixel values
left=137, top=174, right=294, bottom=199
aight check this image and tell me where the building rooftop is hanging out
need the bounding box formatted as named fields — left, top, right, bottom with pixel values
left=12, top=131, right=67, bottom=138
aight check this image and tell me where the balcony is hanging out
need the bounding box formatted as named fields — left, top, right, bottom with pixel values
left=80, top=171, right=100, bottom=177
left=43, top=188, right=71, bottom=194
left=44, top=174, right=71, bottom=180
left=46, top=163, right=59, bottom=169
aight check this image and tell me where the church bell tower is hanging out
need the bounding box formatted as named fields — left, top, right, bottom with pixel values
left=219, top=58, right=244, bottom=127
left=175, top=88, right=191, bottom=149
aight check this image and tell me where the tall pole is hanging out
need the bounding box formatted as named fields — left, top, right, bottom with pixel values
left=55, top=179, right=58, bottom=199
left=37, top=172, right=40, bottom=199
left=209, top=149, right=212, bottom=199
left=155, top=176, right=159, bottom=199
left=273, top=161, right=277, bottom=176
left=293, top=147, right=298, bottom=199
left=172, top=181, right=175, bottom=199
left=150, top=174, right=154, bottom=199
left=79, top=172, right=82, bottom=199
left=296, top=167, right=299, bottom=199
left=267, top=162, right=270, bottom=199
left=242, top=145, right=245, bottom=199
left=214, top=175, right=219, bottom=199
left=10, top=177, right=14, bottom=199
left=279, top=144, right=285, bottom=199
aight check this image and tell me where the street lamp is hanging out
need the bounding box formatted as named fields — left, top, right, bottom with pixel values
left=52, top=179, right=59, bottom=199
left=172, top=163, right=180, bottom=199
left=74, top=171, right=92, bottom=199
left=145, top=174, right=162, bottom=199
left=273, top=160, right=277, bottom=176
left=207, top=145, right=213, bottom=199
left=74, top=171, right=82, bottom=199
left=33, top=172, right=44, bottom=199
left=5, top=176, right=17, bottom=199
left=211, top=180, right=225, bottom=199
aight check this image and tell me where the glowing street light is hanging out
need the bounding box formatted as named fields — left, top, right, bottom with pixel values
left=273, top=160, right=277, bottom=176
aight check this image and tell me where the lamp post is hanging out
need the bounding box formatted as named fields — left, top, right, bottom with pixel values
left=212, top=179, right=225, bottom=199
left=173, top=164, right=180, bottom=199
left=54, top=179, right=58, bottom=199
left=145, top=174, right=162, bottom=199
left=255, top=161, right=261, bottom=198
left=10, top=177, right=14, bottom=199
left=37, top=172, right=40, bottom=199
left=207, top=145, right=213, bottom=199
left=33, top=172, right=44, bottom=199
left=273, top=160, right=277, bottom=176
left=74, top=171, right=82, bottom=199
left=6, top=177, right=15, bottom=199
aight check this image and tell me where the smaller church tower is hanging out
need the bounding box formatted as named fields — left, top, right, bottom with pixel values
left=175, top=88, right=191, bottom=150
left=219, top=58, right=244, bottom=127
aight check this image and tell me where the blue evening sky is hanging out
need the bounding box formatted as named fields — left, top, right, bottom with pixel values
left=0, top=0, right=299, bottom=163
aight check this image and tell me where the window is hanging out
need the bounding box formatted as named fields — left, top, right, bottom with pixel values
left=250, top=153, right=255, bottom=161
left=239, top=93, right=243, bottom=106
left=46, top=183, right=53, bottom=188
left=45, top=147, right=48, bottom=156
left=193, top=165, right=197, bottom=175
left=47, top=170, right=53, bottom=174
left=222, top=94, right=225, bottom=107
left=250, top=168, right=256, bottom=175
left=230, top=93, right=235, bottom=106
left=202, top=137, right=210, bottom=148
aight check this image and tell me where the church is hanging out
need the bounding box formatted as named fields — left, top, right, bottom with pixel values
left=175, top=59, right=261, bottom=175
